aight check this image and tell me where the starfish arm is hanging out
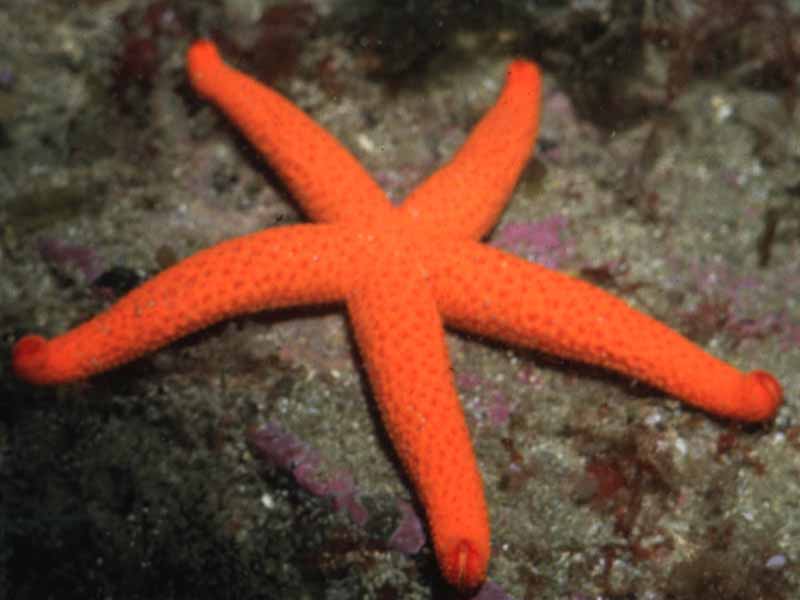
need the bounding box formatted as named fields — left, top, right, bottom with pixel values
left=399, top=60, right=541, bottom=240
left=426, top=240, right=782, bottom=422
left=346, top=258, right=490, bottom=590
left=13, top=225, right=356, bottom=385
left=187, top=40, right=394, bottom=226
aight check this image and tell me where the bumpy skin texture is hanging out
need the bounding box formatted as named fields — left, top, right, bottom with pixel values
left=13, top=40, right=782, bottom=590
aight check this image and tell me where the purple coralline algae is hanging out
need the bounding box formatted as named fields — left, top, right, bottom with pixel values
left=387, top=500, right=426, bottom=555
left=248, top=421, right=368, bottom=526
left=492, top=215, right=572, bottom=269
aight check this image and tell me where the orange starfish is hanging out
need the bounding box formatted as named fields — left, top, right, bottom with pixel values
left=13, top=40, right=782, bottom=590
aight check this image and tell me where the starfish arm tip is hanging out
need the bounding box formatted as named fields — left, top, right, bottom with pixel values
left=508, top=59, right=541, bottom=82
left=12, top=335, right=51, bottom=385
left=740, top=370, right=783, bottom=422
left=187, top=38, right=218, bottom=61
left=443, top=538, right=488, bottom=591
left=187, top=39, right=222, bottom=92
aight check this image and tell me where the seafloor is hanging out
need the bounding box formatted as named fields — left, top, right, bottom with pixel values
left=1, top=1, right=798, bottom=599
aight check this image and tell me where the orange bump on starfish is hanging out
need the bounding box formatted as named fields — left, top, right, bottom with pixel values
left=13, top=39, right=782, bottom=590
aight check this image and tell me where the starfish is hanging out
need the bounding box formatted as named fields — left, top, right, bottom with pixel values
left=13, top=40, right=782, bottom=590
